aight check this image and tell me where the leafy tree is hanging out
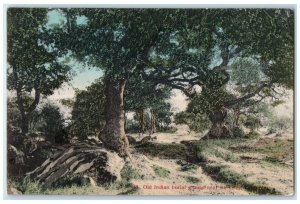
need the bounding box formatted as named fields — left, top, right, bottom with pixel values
left=46, top=8, right=293, bottom=155
left=125, top=73, right=172, bottom=134
left=151, top=101, right=173, bottom=131
left=7, top=8, right=71, bottom=133
left=69, top=79, right=106, bottom=140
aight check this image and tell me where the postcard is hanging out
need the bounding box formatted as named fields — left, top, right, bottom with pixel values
left=6, top=7, right=294, bottom=196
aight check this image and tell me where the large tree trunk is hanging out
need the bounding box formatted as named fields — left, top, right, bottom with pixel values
left=206, top=108, right=231, bottom=139
left=20, top=114, right=29, bottom=134
left=98, top=78, right=130, bottom=157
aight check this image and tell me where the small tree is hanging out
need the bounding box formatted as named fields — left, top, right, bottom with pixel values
left=7, top=8, right=71, bottom=133
left=69, top=79, right=106, bottom=140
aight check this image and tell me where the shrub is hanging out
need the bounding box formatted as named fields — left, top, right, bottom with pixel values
left=268, top=116, right=292, bottom=135
left=231, top=126, right=246, bottom=138
left=152, top=165, right=170, bottom=178
left=38, top=103, right=68, bottom=144
left=174, top=112, right=211, bottom=133
left=183, top=176, right=200, bottom=183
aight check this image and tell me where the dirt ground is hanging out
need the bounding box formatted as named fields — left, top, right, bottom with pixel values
left=128, top=124, right=294, bottom=196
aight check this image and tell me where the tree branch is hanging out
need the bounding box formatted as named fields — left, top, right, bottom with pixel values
left=224, top=82, right=272, bottom=107
left=27, top=88, right=41, bottom=115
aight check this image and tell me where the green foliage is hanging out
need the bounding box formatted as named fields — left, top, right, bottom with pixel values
left=270, top=100, right=285, bottom=107
left=120, top=163, right=143, bottom=181
left=7, top=8, right=72, bottom=133
left=38, top=103, right=67, bottom=143
left=7, top=8, right=72, bottom=94
left=159, top=126, right=178, bottom=133
left=153, top=101, right=173, bottom=129
left=60, top=98, right=74, bottom=108
left=245, top=131, right=260, bottom=139
left=69, top=79, right=106, bottom=140
left=202, top=164, right=280, bottom=195
left=7, top=96, right=41, bottom=132
left=231, top=126, right=246, bottom=138
left=231, top=57, right=262, bottom=86
left=125, top=75, right=173, bottom=131
left=7, top=97, right=22, bottom=128
left=187, top=88, right=235, bottom=115
left=178, top=162, right=198, bottom=172
left=268, top=116, right=292, bottom=135
left=9, top=177, right=43, bottom=194
left=182, top=176, right=200, bottom=183
left=51, top=174, right=90, bottom=188
left=125, top=118, right=140, bottom=133
left=214, top=150, right=240, bottom=163
left=242, top=115, right=262, bottom=132
left=152, top=165, right=170, bottom=178
left=136, top=143, right=187, bottom=159
left=125, top=74, right=171, bottom=111
left=175, top=111, right=211, bottom=133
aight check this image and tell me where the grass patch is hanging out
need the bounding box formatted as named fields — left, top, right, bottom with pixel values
left=214, top=150, right=240, bottom=163
left=202, top=164, right=280, bottom=195
left=245, top=131, right=260, bottom=139
left=195, top=138, right=246, bottom=162
left=152, top=165, right=170, bottom=178
left=197, top=138, right=247, bottom=152
left=178, top=162, right=198, bottom=172
left=51, top=174, right=90, bottom=188
left=105, top=163, right=143, bottom=192
left=8, top=164, right=142, bottom=195
left=121, top=163, right=143, bottom=181
left=193, top=138, right=283, bottom=195
left=233, top=138, right=294, bottom=163
left=254, top=139, right=293, bottom=161
left=135, top=142, right=188, bottom=159
left=182, top=176, right=200, bottom=183
left=8, top=177, right=44, bottom=194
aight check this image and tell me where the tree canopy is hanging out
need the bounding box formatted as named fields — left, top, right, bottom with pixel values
left=7, top=8, right=72, bottom=133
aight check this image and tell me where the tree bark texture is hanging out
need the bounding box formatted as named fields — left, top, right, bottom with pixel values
left=206, top=108, right=231, bottom=139
left=150, top=109, right=156, bottom=135
left=98, top=78, right=130, bottom=157
left=16, top=88, right=40, bottom=134
left=136, top=108, right=146, bottom=134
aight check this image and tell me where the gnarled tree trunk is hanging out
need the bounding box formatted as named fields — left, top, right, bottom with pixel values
left=98, top=78, right=130, bottom=157
left=206, top=108, right=231, bottom=139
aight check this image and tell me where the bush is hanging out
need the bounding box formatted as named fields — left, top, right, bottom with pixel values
left=152, top=165, right=170, bottom=178
left=268, top=116, right=292, bottom=135
left=231, top=126, right=246, bottom=138
left=174, top=112, right=211, bottom=133
left=38, top=103, right=68, bottom=144
left=242, top=115, right=262, bottom=132
left=120, top=163, right=143, bottom=181
left=125, top=119, right=140, bottom=133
